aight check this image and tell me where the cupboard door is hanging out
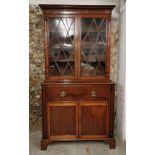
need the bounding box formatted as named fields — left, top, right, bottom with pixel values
left=48, top=103, right=78, bottom=138
left=80, top=17, right=108, bottom=79
left=48, top=17, right=77, bottom=79
left=79, top=102, right=108, bottom=137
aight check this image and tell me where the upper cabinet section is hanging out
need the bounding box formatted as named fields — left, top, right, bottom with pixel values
left=40, top=5, right=115, bottom=81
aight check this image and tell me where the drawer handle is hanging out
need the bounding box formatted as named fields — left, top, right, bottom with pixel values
left=91, top=91, right=96, bottom=97
left=60, top=91, right=66, bottom=97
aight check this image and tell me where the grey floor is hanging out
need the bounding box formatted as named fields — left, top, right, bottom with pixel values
left=30, top=131, right=126, bottom=155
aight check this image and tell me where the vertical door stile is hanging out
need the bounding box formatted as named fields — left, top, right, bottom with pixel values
left=76, top=16, right=81, bottom=79
left=78, top=102, right=81, bottom=137
left=74, top=16, right=78, bottom=79
left=106, top=103, right=109, bottom=136
left=106, top=17, right=111, bottom=78
left=47, top=104, right=50, bottom=139
left=44, top=16, right=49, bottom=78
left=76, top=102, right=79, bottom=138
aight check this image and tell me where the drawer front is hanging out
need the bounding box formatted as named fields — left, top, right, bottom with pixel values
left=46, top=85, right=110, bottom=101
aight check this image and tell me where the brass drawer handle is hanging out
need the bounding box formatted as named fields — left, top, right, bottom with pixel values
left=91, top=91, right=96, bottom=97
left=60, top=91, right=66, bottom=97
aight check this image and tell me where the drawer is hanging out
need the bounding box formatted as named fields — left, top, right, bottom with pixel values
left=46, top=84, right=110, bottom=101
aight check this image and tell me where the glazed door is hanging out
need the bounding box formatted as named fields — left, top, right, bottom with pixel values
left=79, top=102, right=109, bottom=138
left=48, top=102, right=78, bottom=139
left=47, top=16, right=77, bottom=79
left=79, top=17, right=109, bottom=79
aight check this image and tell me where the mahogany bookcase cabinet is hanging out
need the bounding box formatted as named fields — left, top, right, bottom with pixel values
left=39, top=4, right=116, bottom=150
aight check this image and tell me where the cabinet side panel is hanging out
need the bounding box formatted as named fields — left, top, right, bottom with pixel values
left=44, top=17, right=49, bottom=78
left=109, top=84, right=115, bottom=137
left=41, top=84, right=48, bottom=138
left=105, top=18, right=111, bottom=78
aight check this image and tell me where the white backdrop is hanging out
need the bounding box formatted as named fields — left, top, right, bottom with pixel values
left=29, top=0, right=116, bottom=5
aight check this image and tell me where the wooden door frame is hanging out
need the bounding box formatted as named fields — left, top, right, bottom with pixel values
left=44, top=15, right=78, bottom=81
left=47, top=102, right=78, bottom=140
left=77, top=15, right=111, bottom=80
left=78, top=102, right=109, bottom=138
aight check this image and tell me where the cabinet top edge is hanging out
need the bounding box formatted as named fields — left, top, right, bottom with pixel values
left=39, top=4, right=115, bottom=10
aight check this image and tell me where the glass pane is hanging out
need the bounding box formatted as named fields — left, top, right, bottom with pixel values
left=80, top=18, right=106, bottom=77
left=48, top=18, right=75, bottom=76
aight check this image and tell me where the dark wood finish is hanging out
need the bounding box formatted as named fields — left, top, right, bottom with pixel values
left=41, top=84, right=48, bottom=139
left=40, top=4, right=114, bottom=81
left=41, top=139, right=48, bottom=150
left=40, top=5, right=116, bottom=150
left=104, top=139, right=116, bottom=149
left=105, top=17, right=111, bottom=78
left=109, top=85, right=115, bottom=137
left=40, top=5, right=115, bottom=10
left=48, top=103, right=77, bottom=137
left=46, top=84, right=110, bottom=101
left=44, top=17, right=49, bottom=78
left=40, top=5, right=115, bottom=16
left=79, top=102, right=108, bottom=136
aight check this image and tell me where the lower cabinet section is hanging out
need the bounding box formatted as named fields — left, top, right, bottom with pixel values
left=41, top=83, right=116, bottom=150
left=47, top=102, right=108, bottom=139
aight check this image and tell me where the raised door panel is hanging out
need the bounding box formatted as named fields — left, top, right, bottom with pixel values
left=48, top=103, right=78, bottom=139
left=79, top=102, right=109, bottom=138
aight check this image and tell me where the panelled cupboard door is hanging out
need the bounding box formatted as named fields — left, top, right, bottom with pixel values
left=79, top=102, right=109, bottom=138
left=48, top=103, right=78, bottom=139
